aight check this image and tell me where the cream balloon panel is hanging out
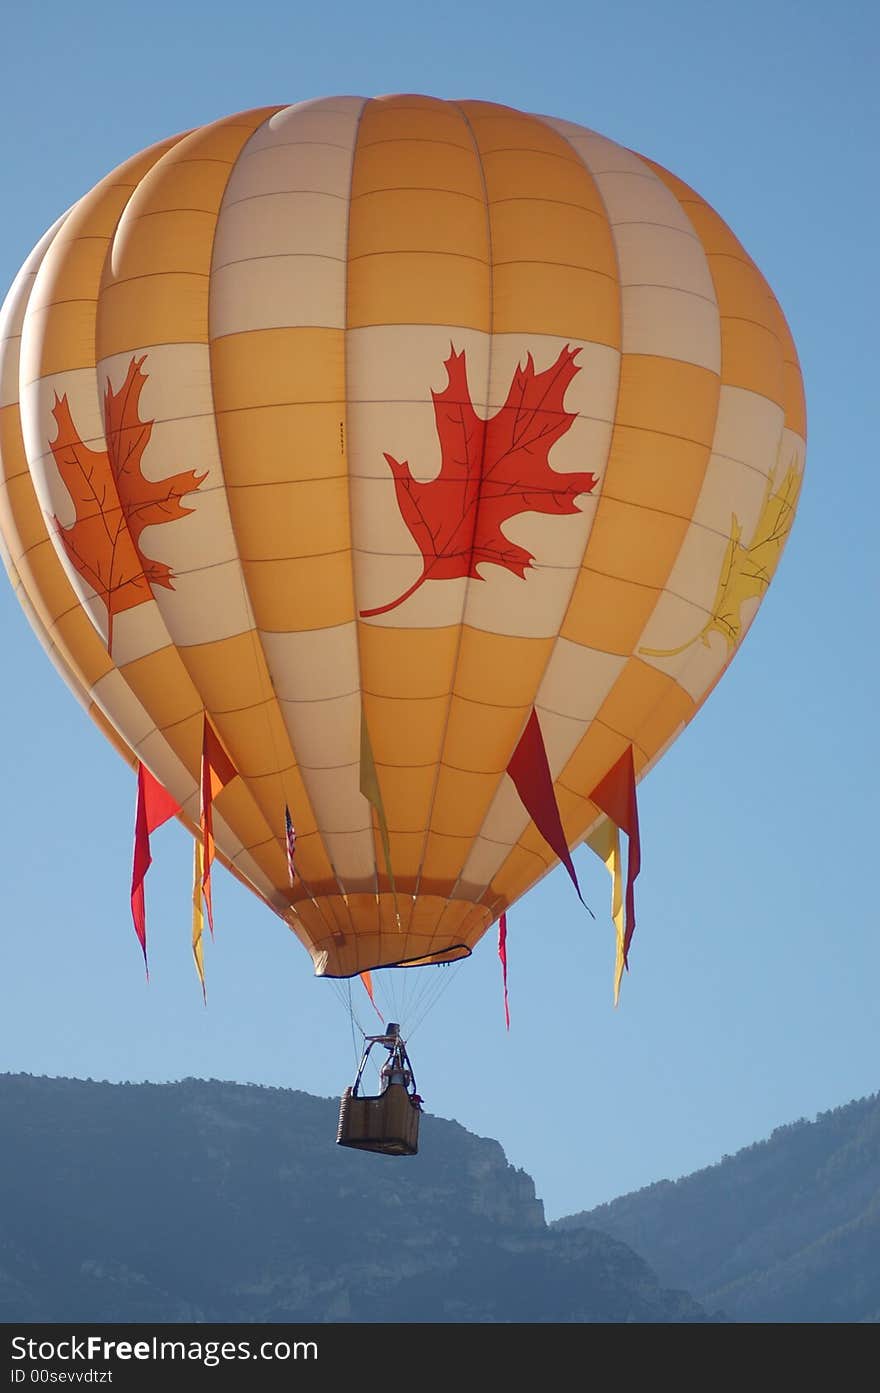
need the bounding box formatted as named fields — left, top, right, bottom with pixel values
left=344, top=329, right=619, bottom=471
left=259, top=625, right=358, bottom=703
left=18, top=366, right=158, bottom=657
left=348, top=324, right=487, bottom=638
left=636, top=385, right=798, bottom=692
left=80, top=588, right=171, bottom=672
left=0, top=221, right=108, bottom=684
left=211, top=222, right=346, bottom=334
left=545, top=118, right=721, bottom=372
left=642, top=426, right=806, bottom=701
left=0, top=216, right=70, bottom=409
left=549, top=122, right=694, bottom=224
left=209, top=98, right=372, bottom=890
left=463, top=331, right=612, bottom=639
left=611, top=217, right=720, bottom=370
left=0, top=216, right=67, bottom=611
left=349, top=327, right=618, bottom=637
left=17, top=342, right=268, bottom=737
left=213, top=188, right=350, bottom=265
left=20, top=367, right=99, bottom=517
left=210, top=97, right=366, bottom=338
left=243, top=96, right=368, bottom=151
left=620, top=384, right=802, bottom=699
left=103, top=343, right=255, bottom=649
left=0, top=345, right=21, bottom=413
left=216, top=143, right=357, bottom=225
left=0, top=218, right=125, bottom=764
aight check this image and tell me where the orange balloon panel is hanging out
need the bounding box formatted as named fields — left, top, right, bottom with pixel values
left=0, top=96, right=805, bottom=977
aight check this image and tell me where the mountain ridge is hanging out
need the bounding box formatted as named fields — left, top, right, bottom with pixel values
left=0, top=1072, right=712, bottom=1323
left=554, top=1090, right=880, bottom=1322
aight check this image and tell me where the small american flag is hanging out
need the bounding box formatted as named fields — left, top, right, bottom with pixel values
left=284, top=804, right=297, bottom=885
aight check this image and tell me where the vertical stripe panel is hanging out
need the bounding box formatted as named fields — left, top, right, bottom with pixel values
left=210, top=97, right=369, bottom=907
left=347, top=95, right=492, bottom=960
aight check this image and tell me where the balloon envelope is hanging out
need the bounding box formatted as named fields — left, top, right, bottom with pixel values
left=0, top=96, right=805, bottom=978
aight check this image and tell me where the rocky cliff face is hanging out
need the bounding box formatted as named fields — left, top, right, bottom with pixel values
left=0, top=1073, right=711, bottom=1322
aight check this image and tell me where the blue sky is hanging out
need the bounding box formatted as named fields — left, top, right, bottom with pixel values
left=0, top=0, right=877, bottom=1222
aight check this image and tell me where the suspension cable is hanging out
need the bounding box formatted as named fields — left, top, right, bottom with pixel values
left=406, top=961, right=464, bottom=1041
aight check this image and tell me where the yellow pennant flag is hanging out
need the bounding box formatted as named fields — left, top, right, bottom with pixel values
left=586, top=818, right=625, bottom=1005
left=192, top=836, right=206, bottom=1001
left=359, top=708, right=399, bottom=925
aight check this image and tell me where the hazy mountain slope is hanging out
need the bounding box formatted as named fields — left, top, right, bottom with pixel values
left=555, top=1092, right=880, bottom=1322
left=0, top=1073, right=711, bottom=1323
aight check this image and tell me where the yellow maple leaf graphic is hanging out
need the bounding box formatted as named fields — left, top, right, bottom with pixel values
left=640, top=458, right=802, bottom=659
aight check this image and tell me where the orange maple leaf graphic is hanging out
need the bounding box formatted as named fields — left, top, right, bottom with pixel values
left=50, top=355, right=206, bottom=652
left=360, top=345, right=597, bottom=617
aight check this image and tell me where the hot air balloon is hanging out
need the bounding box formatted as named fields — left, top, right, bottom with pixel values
left=0, top=96, right=805, bottom=1150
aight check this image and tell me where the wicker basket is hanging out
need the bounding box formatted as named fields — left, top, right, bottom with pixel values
left=336, top=1083, right=420, bottom=1156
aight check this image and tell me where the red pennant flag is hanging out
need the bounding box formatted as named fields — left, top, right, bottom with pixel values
left=131, top=763, right=180, bottom=976
left=589, top=747, right=641, bottom=966
left=199, top=719, right=237, bottom=936
left=498, top=913, right=510, bottom=1030
left=507, top=709, right=590, bottom=913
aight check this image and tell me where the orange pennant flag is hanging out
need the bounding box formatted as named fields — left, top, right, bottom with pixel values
left=197, top=717, right=238, bottom=938
left=360, top=970, right=384, bottom=1022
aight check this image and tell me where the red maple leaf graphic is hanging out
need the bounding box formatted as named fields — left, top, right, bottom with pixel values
left=50, top=355, right=206, bottom=652
left=360, top=345, right=598, bottom=617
